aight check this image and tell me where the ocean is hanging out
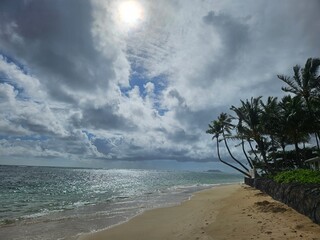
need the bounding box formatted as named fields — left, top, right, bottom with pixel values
left=0, top=165, right=243, bottom=240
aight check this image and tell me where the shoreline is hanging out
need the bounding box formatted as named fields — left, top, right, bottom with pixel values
left=74, top=184, right=240, bottom=240
left=76, top=184, right=320, bottom=240
left=68, top=182, right=239, bottom=240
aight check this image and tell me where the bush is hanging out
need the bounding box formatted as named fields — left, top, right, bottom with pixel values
left=273, top=169, right=320, bottom=184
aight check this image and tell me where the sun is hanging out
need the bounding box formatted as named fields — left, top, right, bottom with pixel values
left=118, top=1, right=144, bottom=27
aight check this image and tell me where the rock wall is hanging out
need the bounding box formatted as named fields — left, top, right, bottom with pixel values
left=244, top=177, right=320, bottom=224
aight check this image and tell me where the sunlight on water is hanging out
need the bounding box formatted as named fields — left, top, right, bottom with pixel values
left=0, top=165, right=242, bottom=239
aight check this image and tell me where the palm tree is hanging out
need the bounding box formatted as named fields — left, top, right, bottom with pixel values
left=260, top=97, right=281, bottom=160
left=231, top=97, right=271, bottom=173
left=278, top=58, right=320, bottom=148
left=206, top=116, right=251, bottom=177
left=234, top=119, right=254, bottom=169
left=231, top=105, right=260, bottom=164
left=278, top=58, right=320, bottom=104
left=278, top=95, right=311, bottom=167
left=217, top=113, right=250, bottom=172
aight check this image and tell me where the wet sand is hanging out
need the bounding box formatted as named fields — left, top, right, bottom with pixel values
left=77, top=184, right=320, bottom=240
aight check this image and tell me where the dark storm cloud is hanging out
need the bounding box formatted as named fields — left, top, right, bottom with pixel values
left=80, top=105, right=138, bottom=131
left=0, top=0, right=115, bottom=102
left=166, top=128, right=200, bottom=143
left=202, top=11, right=250, bottom=80
left=203, top=11, right=250, bottom=57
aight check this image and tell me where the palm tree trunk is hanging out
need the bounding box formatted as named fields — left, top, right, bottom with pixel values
left=281, top=141, right=287, bottom=169
left=294, top=140, right=302, bottom=167
left=216, top=138, right=251, bottom=178
left=256, top=139, right=271, bottom=174
left=306, top=99, right=320, bottom=151
left=222, top=132, right=250, bottom=172
left=241, top=138, right=253, bottom=169
left=248, top=139, right=260, bottom=162
left=315, top=133, right=320, bottom=150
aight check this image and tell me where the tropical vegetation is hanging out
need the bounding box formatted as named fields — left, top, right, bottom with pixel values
left=206, top=58, right=320, bottom=180
left=273, top=169, right=320, bottom=184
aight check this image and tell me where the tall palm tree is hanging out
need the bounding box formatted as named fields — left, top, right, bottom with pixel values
left=235, top=119, right=254, bottom=169
left=278, top=58, right=320, bottom=148
left=231, top=105, right=260, bottom=164
left=206, top=117, right=251, bottom=177
left=278, top=58, right=320, bottom=104
left=231, top=97, right=271, bottom=173
left=217, top=113, right=250, bottom=172
left=260, top=97, right=281, bottom=159
left=278, top=95, right=310, bottom=167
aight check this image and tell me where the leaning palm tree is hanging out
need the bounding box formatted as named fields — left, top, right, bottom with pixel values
left=234, top=119, right=254, bottom=169
left=206, top=117, right=251, bottom=177
left=230, top=105, right=260, bottom=164
left=217, top=113, right=250, bottom=172
left=231, top=97, right=271, bottom=173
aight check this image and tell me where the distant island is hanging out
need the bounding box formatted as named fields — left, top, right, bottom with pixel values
left=206, top=169, right=222, bottom=173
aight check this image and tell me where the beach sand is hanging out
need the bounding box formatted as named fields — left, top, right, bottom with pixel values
left=77, top=184, right=320, bottom=240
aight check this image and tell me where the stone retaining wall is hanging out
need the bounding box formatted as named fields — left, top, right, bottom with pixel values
left=244, top=177, right=320, bottom=224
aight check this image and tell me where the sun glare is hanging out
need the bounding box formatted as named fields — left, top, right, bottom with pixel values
left=118, top=1, right=144, bottom=27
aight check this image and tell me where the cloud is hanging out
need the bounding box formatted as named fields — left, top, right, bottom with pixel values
left=0, top=0, right=130, bottom=104
left=0, top=0, right=319, bottom=166
left=80, top=104, right=137, bottom=131
left=202, top=10, right=250, bottom=77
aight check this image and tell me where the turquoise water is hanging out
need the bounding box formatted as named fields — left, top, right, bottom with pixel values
left=0, top=165, right=242, bottom=240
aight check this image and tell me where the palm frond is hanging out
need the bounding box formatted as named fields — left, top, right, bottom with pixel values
left=293, top=65, right=302, bottom=88
left=278, top=75, right=300, bottom=94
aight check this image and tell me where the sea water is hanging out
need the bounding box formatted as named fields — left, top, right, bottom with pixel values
left=0, top=165, right=242, bottom=240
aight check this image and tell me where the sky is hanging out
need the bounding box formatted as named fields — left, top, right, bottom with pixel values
left=0, top=0, right=319, bottom=171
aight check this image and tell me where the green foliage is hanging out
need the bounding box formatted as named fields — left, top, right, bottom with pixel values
left=273, top=169, right=320, bottom=184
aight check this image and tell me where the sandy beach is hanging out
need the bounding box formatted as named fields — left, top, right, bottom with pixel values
left=77, top=184, right=320, bottom=240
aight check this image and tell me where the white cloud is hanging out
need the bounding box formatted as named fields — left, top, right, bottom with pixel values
left=0, top=56, right=46, bottom=100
